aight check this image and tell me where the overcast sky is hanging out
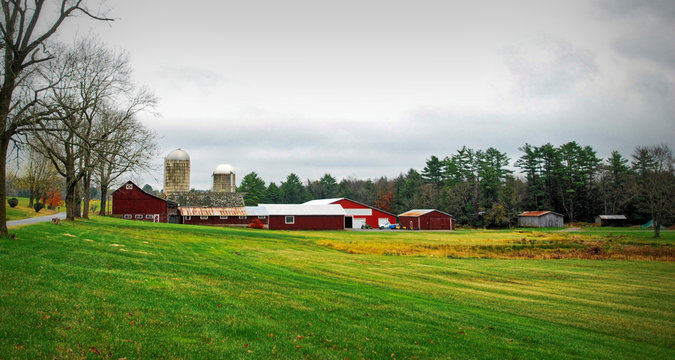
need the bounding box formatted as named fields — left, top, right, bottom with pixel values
left=57, top=0, right=674, bottom=190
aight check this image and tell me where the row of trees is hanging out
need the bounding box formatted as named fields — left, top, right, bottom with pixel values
left=237, top=142, right=673, bottom=236
left=1, top=1, right=157, bottom=233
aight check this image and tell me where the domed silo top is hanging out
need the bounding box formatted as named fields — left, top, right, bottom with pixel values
left=214, top=163, right=235, bottom=174
left=166, top=148, right=190, bottom=161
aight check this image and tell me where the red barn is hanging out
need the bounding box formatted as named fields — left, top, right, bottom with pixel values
left=112, top=181, right=178, bottom=223
left=398, top=209, right=455, bottom=230
left=260, top=204, right=345, bottom=230
left=304, top=198, right=396, bottom=229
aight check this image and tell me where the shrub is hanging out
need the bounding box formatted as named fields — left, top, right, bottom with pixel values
left=7, top=198, right=18, bottom=208
left=248, top=218, right=265, bottom=229
left=34, top=202, right=44, bottom=213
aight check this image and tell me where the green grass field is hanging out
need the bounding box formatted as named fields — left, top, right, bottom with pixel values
left=0, top=217, right=673, bottom=359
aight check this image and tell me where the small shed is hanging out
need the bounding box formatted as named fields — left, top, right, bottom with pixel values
left=398, top=209, right=455, bottom=230
left=595, top=215, right=627, bottom=227
left=304, top=198, right=396, bottom=229
left=259, top=204, right=345, bottom=230
left=112, top=181, right=178, bottom=223
left=518, top=211, right=564, bottom=228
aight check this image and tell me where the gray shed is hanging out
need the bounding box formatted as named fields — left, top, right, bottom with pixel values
left=595, top=215, right=627, bottom=227
left=518, top=211, right=564, bottom=228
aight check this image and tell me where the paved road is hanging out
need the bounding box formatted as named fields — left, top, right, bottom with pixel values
left=7, top=212, right=67, bottom=227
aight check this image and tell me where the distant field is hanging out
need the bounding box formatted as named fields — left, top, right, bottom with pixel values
left=0, top=217, right=673, bottom=359
left=5, top=197, right=59, bottom=221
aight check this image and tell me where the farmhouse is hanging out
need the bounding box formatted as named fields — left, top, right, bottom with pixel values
left=303, top=198, right=396, bottom=229
left=398, top=209, right=455, bottom=230
left=595, top=215, right=627, bottom=227
left=112, top=181, right=179, bottom=223
left=518, top=211, right=564, bottom=228
left=259, top=204, right=345, bottom=230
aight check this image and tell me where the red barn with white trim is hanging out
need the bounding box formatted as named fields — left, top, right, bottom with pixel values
left=304, top=198, right=396, bottom=229
left=260, top=204, right=345, bottom=230
left=398, top=209, right=455, bottom=230
left=112, top=181, right=178, bottom=223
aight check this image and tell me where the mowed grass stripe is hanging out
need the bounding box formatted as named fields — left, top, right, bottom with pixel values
left=0, top=216, right=673, bottom=359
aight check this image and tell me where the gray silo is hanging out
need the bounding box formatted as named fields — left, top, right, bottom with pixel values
left=164, top=149, right=190, bottom=195
left=213, top=163, right=236, bottom=192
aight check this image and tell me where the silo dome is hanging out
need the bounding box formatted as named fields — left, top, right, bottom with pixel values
left=166, top=148, right=190, bottom=161
left=214, top=163, right=234, bottom=174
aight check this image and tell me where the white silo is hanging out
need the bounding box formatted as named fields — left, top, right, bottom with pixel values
left=213, top=163, right=236, bottom=192
left=164, top=149, right=190, bottom=195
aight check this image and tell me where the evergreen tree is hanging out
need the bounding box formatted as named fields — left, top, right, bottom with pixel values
left=421, top=155, right=444, bottom=186
left=263, top=182, right=281, bottom=204
left=239, top=172, right=266, bottom=206
left=319, top=173, right=339, bottom=198
left=280, top=173, right=304, bottom=203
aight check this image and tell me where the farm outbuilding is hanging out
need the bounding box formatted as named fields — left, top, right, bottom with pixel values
left=518, top=211, right=564, bottom=228
left=398, top=209, right=455, bottom=230
left=259, top=204, right=345, bottom=230
left=303, top=198, right=396, bottom=229
left=112, top=181, right=178, bottom=223
left=595, top=215, right=627, bottom=227
left=178, top=207, right=268, bottom=227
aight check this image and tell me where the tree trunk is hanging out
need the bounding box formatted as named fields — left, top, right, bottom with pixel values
left=0, top=136, right=9, bottom=236
left=82, top=176, right=91, bottom=219
left=74, top=182, right=81, bottom=219
left=65, top=169, right=77, bottom=221
left=99, top=183, right=108, bottom=216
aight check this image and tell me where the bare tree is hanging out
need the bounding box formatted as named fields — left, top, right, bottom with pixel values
left=31, top=39, right=155, bottom=221
left=94, top=111, right=157, bottom=215
left=0, top=0, right=111, bottom=235
left=16, top=144, right=59, bottom=206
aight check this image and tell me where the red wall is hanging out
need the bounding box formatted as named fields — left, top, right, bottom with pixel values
left=399, top=211, right=454, bottom=230
left=268, top=215, right=344, bottom=230
left=183, top=216, right=268, bottom=227
left=333, top=199, right=396, bottom=228
left=112, top=183, right=169, bottom=222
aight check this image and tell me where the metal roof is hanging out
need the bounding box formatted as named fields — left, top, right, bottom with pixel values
left=258, top=204, right=345, bottom=216
left=178, top=207, right=247, bottom=216
left=519, top=211, right=563, bottom=217
left=399, top=209, right=453, bottom=217
left=597, top=215, right=627, bottom=220
left=245, top=206, right=268, bottom=216
left=303, top=198, right=344, bottom=205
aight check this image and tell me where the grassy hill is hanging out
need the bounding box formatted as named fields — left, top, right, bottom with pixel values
left=0, top=217, right=673, bottom=359
left=5, top=197, right=59, bottom=221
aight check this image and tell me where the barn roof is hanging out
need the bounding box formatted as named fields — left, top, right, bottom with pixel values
left=399, top=209, right=453, bottom=217
left=258, top=204, right=345, bottom=216
left=519, top=211, right=563, bottom=217
left=597, top=215, right=627, bottom=220
left=178, top=207, right=247, bottom=217
left=303, top=198, right=396, bottom=216
left=114, top=181, right=177, bottom=206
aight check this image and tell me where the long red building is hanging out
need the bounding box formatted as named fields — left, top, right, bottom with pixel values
left=398, top=209, right=455, bottom=230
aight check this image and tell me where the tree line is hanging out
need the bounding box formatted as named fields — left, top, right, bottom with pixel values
left=238, top=142, right=673, bottom=236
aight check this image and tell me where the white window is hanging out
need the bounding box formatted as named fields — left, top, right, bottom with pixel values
left=239, top=216, right=247, bottom=219
left=135, top=214, right=143, bottom=219
left=258, top=216, right=267, bottom=219
left=285, top=216, right=294, bottom=224
left=146, top=214, right=153, bottom=219
left=200, top=216, right=208, bottom=220
left=220, top=216, right=228, bottom=219
left=185, top=216, right=191, bottom=221
left=124, top=214, right=132, bottom=219
left=125, top=184, right=133, bottom=190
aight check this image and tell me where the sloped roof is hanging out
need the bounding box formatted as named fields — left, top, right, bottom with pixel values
left=399, top=209, right=453, bottom=217
left=597, top=215, right=627, bottom=220
left=519, top=211, right=563, bottom=217
left=258, top=204, right=345, bottom=216
left=303, top=198, right=396, bottom=216
left=303, top=198, right=344, bottom=205
left=178, top=207, right=247, bottom=217
left=168, top=191, right=245, bottom=207
left=114, top=181, right=177, bottom=206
